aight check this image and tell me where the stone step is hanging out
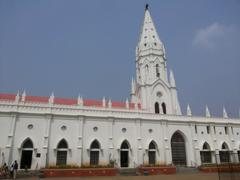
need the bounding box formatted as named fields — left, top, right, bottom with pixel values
left=118, top=168, right=138, bottom=176
left=176, top=167, right=199, bottom=173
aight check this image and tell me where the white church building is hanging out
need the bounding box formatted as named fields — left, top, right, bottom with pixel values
left=0, top=5, right=240, bottom=170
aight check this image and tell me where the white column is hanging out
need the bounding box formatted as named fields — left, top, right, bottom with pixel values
left=41, top=114, right=53, bottom=168
left=6, top=113, right=18, bottom=166
left=159, top=121, right=165, bottom=164
left=190, top=123, right=200, bottom=167
left=77, top=116, right=84, bottom=166
left=162, top=121, right=171, bottom=165
left=210, top=124, right=217, bottom=163
left=136, top=119, right=142, bottom=166
left=108, top=117, right=114, bottom=166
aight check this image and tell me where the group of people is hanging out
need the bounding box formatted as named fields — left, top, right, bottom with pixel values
left=1, top=160, right=18, bottom=179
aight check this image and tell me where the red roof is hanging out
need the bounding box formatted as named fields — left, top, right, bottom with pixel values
left=0, top=93, right=15, bottom=101
left=84, top=99, right=102, bottom=107
left=25, top=96, right=49, bottom=103
left=0, top=93, right=141, bottom=110
left=54, top=98, right=77, bottom=105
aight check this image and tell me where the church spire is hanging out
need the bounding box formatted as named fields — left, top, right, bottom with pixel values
left=137, top=4, right=164, bottom=56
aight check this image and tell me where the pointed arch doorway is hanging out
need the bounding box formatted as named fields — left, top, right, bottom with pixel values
left=171, top=131, right=187, bottom=166
left=120, top=140, right=130, bottom=167
left=20, top=139, right=34, bottom=169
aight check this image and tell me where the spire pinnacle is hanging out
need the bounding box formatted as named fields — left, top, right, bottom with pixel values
left=205, top=105, right=211, bottom=117
left=145, top=4, right=149, bottom=10
left=187, top=104, right=192, bottom=116
left=223, top=107, right=228, bottom=118
left=137, top=5, right=164, bottom=55
left=169, top=69, right=176, bottom=88
left=131, top=78, right=136, bottom=94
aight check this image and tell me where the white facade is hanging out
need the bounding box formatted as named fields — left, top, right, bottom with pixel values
left=0, top=6, right=240, bottom=170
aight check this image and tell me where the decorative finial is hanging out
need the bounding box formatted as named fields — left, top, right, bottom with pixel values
left=187, top=104, right=192, bottom=116
left=145, top=4, right=149, bottom=10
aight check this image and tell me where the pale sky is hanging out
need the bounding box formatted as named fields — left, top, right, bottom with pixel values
left=0, top=0, right=240, bottom=118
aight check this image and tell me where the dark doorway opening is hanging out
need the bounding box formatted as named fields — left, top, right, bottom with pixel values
left=56, top=151, right=67, bottom=166
left=20, top=150, right=33, bottom=169
left=171, top=132, right=187, bottom=166
left=148, top=151, right=156, bottom=165
left=90, top=151, right=99, bottom=166
left=120, top=151, right=128, bottom=167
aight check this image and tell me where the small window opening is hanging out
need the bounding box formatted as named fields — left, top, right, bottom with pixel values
left=195, top=125, right=198, bottom=134
left=214, top=126, right=216, bottom=134
left=162, top=103, right=166, bottom=114
left=155, top=102, right=160, bottom=114
left=156, top=64, right=160, bottom=77
left=206, top=126, right=210, bottom=134
left=225, top=127, right=228, bottom=135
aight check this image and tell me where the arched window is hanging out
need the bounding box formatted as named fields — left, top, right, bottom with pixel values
left=90, top=140, right=100, bottom=166
left=56, top=139, right=68, bottom=166
left=162, top=103, right=167, bottom=114
left=155, top=102, right=160, bottom=114
left=20, top=138, right=34, bottom=169
left=58, top=139, right=68, bottom=149
left=222, top=142, right=229, bottom=150
left=148, top=141, right=157, bottom=165
left=220, top=142, right=230, bottom=163
left=121, top=140, right=130, bottom=149
left=200, top=142, right=212, bottom=164
left=203, top=142, right=210, bottom=150
left=120, top=140, right=130, bottom=167
left=156, top=64, right=160, bottom=77
left=22, top=139, right=33, bottom=149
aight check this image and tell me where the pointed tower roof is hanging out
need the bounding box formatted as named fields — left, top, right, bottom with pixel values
left=137, top=4, right=165, bottom=55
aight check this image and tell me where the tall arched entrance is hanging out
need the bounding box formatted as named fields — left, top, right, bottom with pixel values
left=200, top=142, right=212, bottom=164
left=219, top=142, right=230, bottom=163
left=90, top=140, right=100, bottom=166
left=56, top=139, right=68, bottom=166
left=120, top=140, right=130, bottom=167
left=20, top=138, right=33, bottom=169
left=171, top=131, right=187, bottom=166
left=148, top=141, right=157, bottom=165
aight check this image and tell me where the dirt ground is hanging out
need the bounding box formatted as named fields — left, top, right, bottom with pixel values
left=20, top=172, right=240, bottom=180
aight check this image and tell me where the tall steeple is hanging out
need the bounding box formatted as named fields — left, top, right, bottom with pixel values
left=137, top=4, right=165, bottom=58
left=132, top=4, right=182, bottom=115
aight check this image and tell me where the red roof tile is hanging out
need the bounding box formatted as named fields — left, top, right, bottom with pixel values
left=83, top=99, right=102, bottom=107
left=0, top=93, right=141, bottom=110
left=0, top=93, right=15, bottom=101
left=25, top=96, right=48, bottom=103
left=54, top=98, right=77, bottom=105
left=112, top=101, right=125, bottom=108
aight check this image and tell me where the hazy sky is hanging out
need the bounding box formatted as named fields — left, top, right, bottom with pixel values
left=0, top=0, right=240, bottom=118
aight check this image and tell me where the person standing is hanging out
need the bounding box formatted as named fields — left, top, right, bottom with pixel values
left=10, top=164, right=14, bottom=178
left=13, top=160, right=18, bottom=179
